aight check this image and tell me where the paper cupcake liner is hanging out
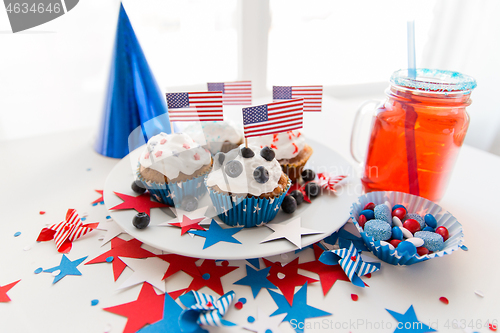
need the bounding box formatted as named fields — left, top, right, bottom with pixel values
left=208, top=180, right=291, bottom=227
left=350, top=191, right=464, bottom=266
left=280, top=144, right=313, bottom=183
left=136, top=166, right=209, bottom=207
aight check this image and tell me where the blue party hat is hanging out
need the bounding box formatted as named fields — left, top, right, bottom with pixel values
left=95, top=3, right=171, bottom=158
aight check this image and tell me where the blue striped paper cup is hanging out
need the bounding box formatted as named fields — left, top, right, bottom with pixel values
left=350, top=191, right=465, bottom=266
left=208, top=180, right=291, bottom=227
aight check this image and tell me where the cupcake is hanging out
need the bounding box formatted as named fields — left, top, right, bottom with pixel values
left=206, top=146, right=291, bottom=227
left=183, top=121, right=244, bottom=155
left=136, top=133, right=212, bottom=206
left=247, top=130, right=313, bottom=183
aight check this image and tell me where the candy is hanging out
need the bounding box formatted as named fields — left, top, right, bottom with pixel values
left=374, top=204, right=392, bottom=224
left=400, top=226, right=414, bottom=239
left=392, top=216, right=403, bottom=227
left=391, top=226, right=403, bottom=240
left=364, top=219, right=391, bottom=241
left=389, top=239, right=402, bottom=248
left=392, top=207, right=406, bottom=220
left=363, top=202, right=376, bottom=211
left=405, top=213, right=425, bottom=229
left=424, top=214, right=438, bottom=228
left=396, top=241, right=417, bottom=256
left=435, top=226, right=449, bottom=241
left=416, top=247, right=429, bottom=256
left=414, top=231, right=444, bottom=252
left=358, top=214, right=367, bottom=228
left=392, top=204, right=407, bottom=212
left=403, top=219, right=421, bottom=234
left=380, top=240, right=395, bottom=250
left=406, top=237, right=424, bottom=247
left=423, top=226, right=435, bottom=232
left=359, top=209, right=375, bottom=220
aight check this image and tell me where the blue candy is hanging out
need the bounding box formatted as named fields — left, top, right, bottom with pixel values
left=364, top=219, right=391, bottom=241
left=424, top=214, right=438, bottom=229
left=391, top=226, right=403, bottom=240
left=359, top=209, right=375, bottom=220
left=423, top=226, right=435, bottom=232
left=374, top=204, right=392, bottom=225
left=414, top=231, right=444, bottom=252
left=396, top=241, right=417, bottom=256
left=404, top=213, right=425, bottom=229
left=392, top=204, right=407, bottom=212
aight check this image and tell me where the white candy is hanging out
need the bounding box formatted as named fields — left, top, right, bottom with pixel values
left=392, top=216, right=403, bottom=227
left=380, top=240, right=395, bottom=250
left=400, top=227, right=413, bottom=239
left=406, top=237, right=424, bottom=247
left=384, top=201, right=392, bottom=210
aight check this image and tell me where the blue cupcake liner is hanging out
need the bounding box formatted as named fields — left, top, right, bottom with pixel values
left=136, top=165, right=209, bottom=207
left=350, top=191, right=465, bottom=266
left=208, top=180, right=291, bottom=227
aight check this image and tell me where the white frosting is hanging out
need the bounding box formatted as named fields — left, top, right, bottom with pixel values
left=139, top=133, right=211, bottom=179
left=183, top=121, right=244, bottom=154
left=206, top=146, right=283, bottom=196
left=246, top=130, right=305, bottom=160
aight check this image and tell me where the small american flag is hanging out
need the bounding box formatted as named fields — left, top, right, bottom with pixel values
left=166, top=91, right=223, bottom=122
left=242, top=98, right=303, bottom=138
left=273, top=85, right=323, bottom=112
left=207, top=81, right=252, bottom=105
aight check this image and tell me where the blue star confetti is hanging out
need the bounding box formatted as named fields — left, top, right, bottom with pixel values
left=190, top=220, right=243, bottom=249
left=233, top=265, right=277, bottom=298
left=246, top=258, right=261, bottom=269
left=386, top=305, right=436, bottom=332
left=269, top=283, right=331, bottom=333
left=43, top=255, right=88, bottom=284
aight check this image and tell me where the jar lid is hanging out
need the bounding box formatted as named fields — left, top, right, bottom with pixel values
left=390, top=69, right=477, bottom=93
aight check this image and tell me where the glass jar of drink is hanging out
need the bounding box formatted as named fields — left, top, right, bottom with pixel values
left=351, top=69, right=476, bottom=202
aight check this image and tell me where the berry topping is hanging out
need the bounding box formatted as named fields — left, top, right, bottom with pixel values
left=253, top=166, right=270, bottom=183
left=281, top=195, right=297, bottom=214
left=260, top=146, right=275, bottom=161
left=301, top=169, right=316, bottom=182
left=304, top=182, right=320, bottom=198
left=241, top=147, right=255, bottom=158
left=155, top=151, right=162, bottom=158
left=182, top=143, right=190, bottom=149
left=225, top=160, right=243, bottom=178
left=193, top=153, right=200, bottom=160
left=181, top=195, right=198, bottom=212
left=289, top=190, right=304, bottom=205
left=160, top=138, right=167, bottom=144
left=131, top=180, right=146, bottom=194
left=133, top=212, right=150, bottom=229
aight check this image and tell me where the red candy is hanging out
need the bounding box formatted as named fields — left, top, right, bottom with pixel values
left=435, top=226, right=449, bottom=241
left=417, top=247, right=429, bottom=256
left=403, top=219, right=421, bottom=234
left=389, top=239, right=402, bottom=248
left=363, top=202, right=376, bottom=211
left=392, top=208, right=406, bottom=220
left=358, top=215, right=367, bottom=228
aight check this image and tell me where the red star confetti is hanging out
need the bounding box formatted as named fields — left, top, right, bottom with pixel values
left=156, top=253, right=201, bottom=280
left=297, top=244, right=350, bottom=296
left=103, top=283, right=165, bottom=333
left=263, top=257, right=318, bottom=305
left=85, top=238, right=156, bottom=281
left=168, top=215, right=205, bottom=235
left=110, top=192, right=169, bottom=215
left=186, top=259, right=238, bottom=296
left=37, top=209, right=98, bottom=253
left=91, top=189, right=104, bottom=205
left=0, top=280, right=21, bottom=302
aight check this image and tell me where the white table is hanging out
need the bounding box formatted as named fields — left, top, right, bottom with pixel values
left=1, top=97, right=499, bottom=333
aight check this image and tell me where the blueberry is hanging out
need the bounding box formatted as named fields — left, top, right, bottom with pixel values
left=304, top=182, right=320, bottom=198
left=181, top=195, right=198, bottom=212
left=289, top=190, right=304, bottom=205
left=301, top=169, right=316, bottom=182
left=253, top=166, right=270, bottom=183
left=225, top=160, right=243, bottom=178
left=133, top=212, right=150, bottom=229
left=131, top=180, right=146, bottom=194
left=281, top=195, right=297, bottom=214
left=260, top=147, right=275, bottom=161
left=241, top=147, right=255, bottom=158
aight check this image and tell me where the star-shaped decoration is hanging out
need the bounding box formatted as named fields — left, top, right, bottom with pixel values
left=117, top=257, right=170, bottom=293
left=43, top=254, right=87, bottom=284
left=168, top=215, right=205, bottom=235
left=104, top=283, right=165, bottom=333
left=288, top=183, right=311, bottom=203
left=319, top=242, right=380, bottom=288
left=37, top=209, right=98, bottom=253
left=233, top=265, right=277, bottom=298
left=156, top=253, right=200, bottom=280
left=254, top=204, right=261, bottom=214
left=263, top=258, right=317, bottom=305
left=269, top=283, right=332, bottom=333
left=91, top=189, right=104, bottom=205
left=186, top=259, right=238, bottom=296
left=243, top=308, right=286, bottom=333
left=0, top=280, right=21, bottom=302
left=85, top=238, right=156, bottom=281
left=386, top=305, right=436, bottom=332
left=96, top=221, right=126, bottom=246
left=110, top=192, right=168, bottom=215
left=261, top=217, right=323, bottom=249
left=297, top=244, right=350, bottom=295
left=190, top=220, right=243, bottom=249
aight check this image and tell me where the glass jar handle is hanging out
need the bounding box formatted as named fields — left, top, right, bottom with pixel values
left=350, top=100, right=381, bottom=164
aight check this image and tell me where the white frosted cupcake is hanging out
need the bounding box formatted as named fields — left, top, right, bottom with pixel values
left=183, top=121, right=244, bottom=155
left=136, top=133, right=212, bottom=206
left=247, top=130, right=313, bottom=183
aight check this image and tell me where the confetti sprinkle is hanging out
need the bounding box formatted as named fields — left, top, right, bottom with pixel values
left=103, top=323, right=112, bottom=333
left=490, top=323, right=498, bottom=331
left=91, top=299, right=99, bottom=306
left=106, top=216, right=111, bottom=219
left=239, top=297, right=247, bottom=304
left=235, top=301, right=243, bottom=310
left=247, top=316, right=255, bottom=323
left=221, top=260, right=229, bottom=267
left=351, top=294, right=359, bottom=301
left=475, top=290, right=484, bottom=298
left=439, top=297, right=449, bottom=304
left=277, top=273, right=286, bottom=280
left=365, top=273, right=372, bottom=278
left=106, top=256, right=114, bottom=263
left=460, top=245, right=468, bottom=251
left=39, top=211, right=46, bottom=215
left=202, top=273, right=210, bottom=280
left=14, top=232, right=21, bottom=237
left=81, top=217, right=87, bottom=221
left=34, top=267, right=43, bottom=274
left=51, top=270, right=61, bottom=277
left=281, top=253, right=289, bottom=259
left=87, top=168, right=91, bottom=171
left=23, top=245, right=32, bottom=251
